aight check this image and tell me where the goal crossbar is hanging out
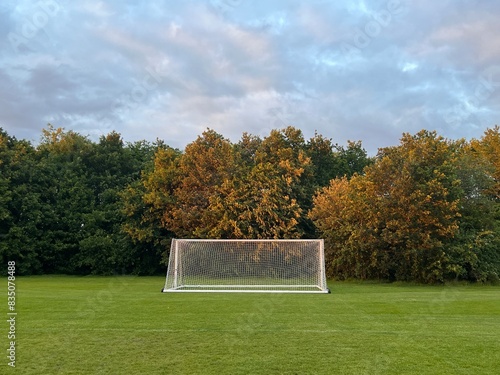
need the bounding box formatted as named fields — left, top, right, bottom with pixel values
left=162, top=239, right=329, bottom=293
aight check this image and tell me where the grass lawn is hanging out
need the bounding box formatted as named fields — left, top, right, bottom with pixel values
left=9, top=276, right=500, bottom=374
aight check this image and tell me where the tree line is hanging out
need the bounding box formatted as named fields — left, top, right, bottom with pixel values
left=1, top=125, right=499, bottom=282
left=311, top=128, right=500, bottom=283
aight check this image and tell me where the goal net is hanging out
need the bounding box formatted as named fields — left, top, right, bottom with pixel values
left=162, top=239, right=329, bottom=293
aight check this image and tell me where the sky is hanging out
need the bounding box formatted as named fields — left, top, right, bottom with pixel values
left=1, top=0, right=500, bottom=155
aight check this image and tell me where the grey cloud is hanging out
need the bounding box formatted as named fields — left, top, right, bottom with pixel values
left=1, top=0, right=499, bottom=153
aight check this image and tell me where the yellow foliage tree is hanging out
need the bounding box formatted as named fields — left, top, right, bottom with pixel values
left=311, top=130, right=462, bottom=282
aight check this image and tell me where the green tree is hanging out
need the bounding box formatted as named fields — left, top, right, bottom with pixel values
left=75, top=132, right=157, bottom=274
left=334, top=140, right=374, bottom=178
left=0, top=129, right=43, bottom=274
left=445, top=131, right=500, bottom=282
left=35, top=125, right=95, bottom=273
left=306, top=132, right=339, bottom=188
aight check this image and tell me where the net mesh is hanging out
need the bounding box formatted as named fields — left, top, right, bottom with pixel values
left=163, top=239, right=328, bottom=293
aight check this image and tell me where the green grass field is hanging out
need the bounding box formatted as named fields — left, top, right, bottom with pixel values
left=10, top=276, right=500, bottom=374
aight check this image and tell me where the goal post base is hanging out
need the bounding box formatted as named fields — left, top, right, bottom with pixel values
left=161, top=284, right=329, bottom=293
left=162, top=289, right=330, bottom=294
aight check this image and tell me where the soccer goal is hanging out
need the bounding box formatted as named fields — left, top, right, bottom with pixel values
left=162, top=239, right=329, bottom=293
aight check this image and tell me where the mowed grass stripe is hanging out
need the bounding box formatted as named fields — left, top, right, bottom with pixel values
left=15, top=276, right=500, bottom=375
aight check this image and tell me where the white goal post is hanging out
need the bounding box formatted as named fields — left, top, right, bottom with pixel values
left=162, top=239, right=329, bottom=293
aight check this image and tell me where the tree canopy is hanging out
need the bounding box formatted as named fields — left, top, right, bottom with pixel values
left=310, top=129, right=500, bottom=283
left=1, top=124, right=498, bottom=283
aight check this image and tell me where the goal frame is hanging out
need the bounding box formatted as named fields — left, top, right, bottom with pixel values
left=162, top=239, right=329, bottom=294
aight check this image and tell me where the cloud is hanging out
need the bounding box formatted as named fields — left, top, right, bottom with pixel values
left=0, top=0, right=499, bottom=154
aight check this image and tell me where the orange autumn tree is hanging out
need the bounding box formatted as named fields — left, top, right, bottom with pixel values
left=206, top=127, right=311, bottom=239
left=124, top=126, right=372, bottom=242
left=147, top=127, right=309, bottom=239
left=165, top=129, right=239, bottom=238
left=310, top=130, right=462, bottom=282
left=470, top=126, right=500, bottom=200
left=309, top=176, right=381, bottom=278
